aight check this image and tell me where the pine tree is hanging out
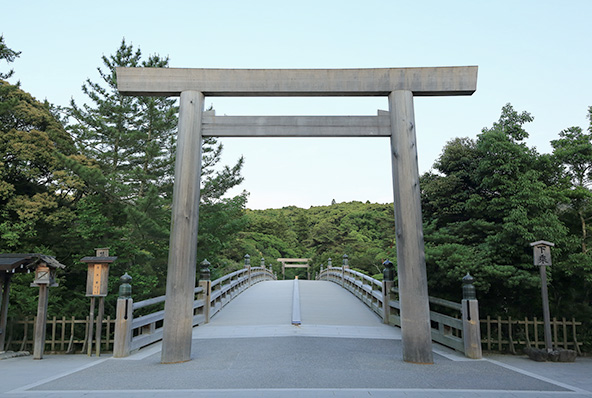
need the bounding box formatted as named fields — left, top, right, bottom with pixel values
left=0, top=35, right=21, bottom=80
left=66, top=39, right=247, bottom=285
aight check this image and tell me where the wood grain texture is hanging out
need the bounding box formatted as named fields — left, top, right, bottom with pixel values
left=117, top=66, right=478, bottom=97
left=161, top=91, right=205, bottom=364
left=388, top=90, right=433, bottom=364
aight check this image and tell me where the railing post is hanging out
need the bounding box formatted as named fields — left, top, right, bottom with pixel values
left=113, top=273, right=133, bottom=358
left=382, top=260, right=395, bottom=325
left=461, top=273, right=482, bottom=359
left=260, top=257, right=265, bottom=283
left=244, top=254, right=251, bottom=285
left=199, top=260, right=212, bottom=323
left=327, top=258, right=332, bottom=281
left=341, top=254, right=348, bottom=287
left=319, top=265, right=323, bottom=280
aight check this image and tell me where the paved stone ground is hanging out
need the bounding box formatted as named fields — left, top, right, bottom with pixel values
left=1, top=280, right=591, bottom=397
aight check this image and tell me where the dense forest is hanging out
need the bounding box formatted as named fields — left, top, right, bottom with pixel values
left=1, top=37, right=591, bottom=348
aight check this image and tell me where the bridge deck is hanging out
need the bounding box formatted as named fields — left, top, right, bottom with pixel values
left=1, top=280, right=591, bottom=397
left=194, top=280, right=399, bottom=340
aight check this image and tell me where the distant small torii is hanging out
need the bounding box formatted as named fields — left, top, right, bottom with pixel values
left=277, top=258, right=311, bottom=280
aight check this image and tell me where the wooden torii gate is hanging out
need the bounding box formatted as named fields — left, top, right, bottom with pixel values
left=117, top=66, right=478, bottom=365
left=277, top=258, right=311, bottom=280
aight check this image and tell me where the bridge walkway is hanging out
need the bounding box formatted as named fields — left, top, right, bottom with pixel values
left=1, top=280, right=591, bottom=397
left=191, top=280, right=400, bottom=339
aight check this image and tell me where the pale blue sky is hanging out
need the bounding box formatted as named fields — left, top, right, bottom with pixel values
left=3, top=0, right=591, bottom=209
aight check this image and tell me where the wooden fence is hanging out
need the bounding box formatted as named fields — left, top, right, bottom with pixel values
left=4, top=316, right=115, bottom=354
left=6, top=314, right=583, bottom=356
left=481, top=316, right=583, bottom=355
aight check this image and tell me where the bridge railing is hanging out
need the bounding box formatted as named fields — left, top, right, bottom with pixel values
left=318, top=260, right=481, bottom=359
left=113, top=258, right=275, bottom=358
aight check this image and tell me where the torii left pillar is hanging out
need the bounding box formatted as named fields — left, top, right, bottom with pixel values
left=161, top=91, right=205, bottom=363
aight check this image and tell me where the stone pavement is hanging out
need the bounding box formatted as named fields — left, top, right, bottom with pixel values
left=1, top=280, right=591, bottom=397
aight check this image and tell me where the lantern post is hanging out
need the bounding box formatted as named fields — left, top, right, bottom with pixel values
left=81, top=248, right=117, bottom=356
left=31, top=262, right=58, bottom=359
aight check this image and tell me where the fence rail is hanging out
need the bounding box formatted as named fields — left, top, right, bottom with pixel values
left=5, top=316, right=115, bottom=354
left=482, top=316, right=583, bottom=355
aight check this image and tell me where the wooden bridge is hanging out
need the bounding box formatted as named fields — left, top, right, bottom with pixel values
left=110, top=260, right=481, bottom=360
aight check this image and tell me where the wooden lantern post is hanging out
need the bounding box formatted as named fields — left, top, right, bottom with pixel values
left=0, top=272, right=12, bottom=351
left=31, top=262, right=58, bottom=359
left=81, top=248, right=116, bottom=357
left=530, top=240, right=554, bottom=352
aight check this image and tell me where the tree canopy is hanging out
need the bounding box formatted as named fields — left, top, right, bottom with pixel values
left=2, top=39, right=247, bottom=317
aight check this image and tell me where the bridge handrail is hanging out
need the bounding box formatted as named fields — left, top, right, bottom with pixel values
left=318, top=264, right=479, bottom=358
left=212, top=268, right=245, bottom=288
left=132, top=286, right=205, bottom=311
left=390, top=286, right=462, bottom=312
left=113, top=259, right=276, bottom=358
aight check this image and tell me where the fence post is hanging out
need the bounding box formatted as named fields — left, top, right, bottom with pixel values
left=327, top=258, right=332, bottom=281
left=199, top=260, right=212, bottom=323
left=341, top=254, right=348, bottom=287
left=113, top=273, right=133, bottom=358
left=244, top=254, right=251, bottom=286
left=461, top=273, right=482, bottom=359
left=382, top=260, right=395, bottom=325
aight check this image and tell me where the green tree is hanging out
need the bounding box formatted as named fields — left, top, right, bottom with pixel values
left=0, top=35, right=21, bottom=80
left=64, top=40, right=177, bottom=291
left=0, top=82, right=82, bottom=253
left=549, top=108, right=592, bottom=340
left=421, top=104, right=568, bottom=313
left=0, top=39, right=89, bottom=317
left=551, top=108, right=592, bottom=253
left=197, top=135, right=249, bottom=272
left=235, top=202, right=396, bottom=278
left=66, top=39, right=247, bottom=286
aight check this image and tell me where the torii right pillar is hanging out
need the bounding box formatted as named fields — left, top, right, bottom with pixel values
left=389, top=90, right=433, bottom=364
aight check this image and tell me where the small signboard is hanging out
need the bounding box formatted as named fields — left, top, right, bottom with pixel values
left=92, top=264, right=103, bottom=296
left=530, top=240, right=554, bottom=266
left=81, top=248, right=117, bottom=297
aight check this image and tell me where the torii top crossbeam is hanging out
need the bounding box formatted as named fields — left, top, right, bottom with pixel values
left=116, top=66, right=478, bottom=97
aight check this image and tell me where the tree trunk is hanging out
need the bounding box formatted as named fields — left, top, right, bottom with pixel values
left=580, top=210, right=587, bottom=254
